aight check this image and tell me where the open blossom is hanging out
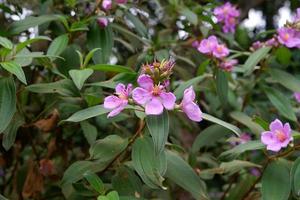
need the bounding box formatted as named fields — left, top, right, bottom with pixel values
left=104, top=83, right=132, bottom=117
left=132, top=74, right=176, bottom=115
left=197, top=36, right=229, bottom=58
left=219, top=59, right=237, bottom=71
left=294, top=92, right=300, bottom=103
left=102, top=0, right=112, bottom=11
left=97, top=17, right=109, bottom=28
left=261, top=119, right=293, bottom=152
left=213, top=2, right=240, bottom=33
left=277, top=27, right=300, bottom=48
left=180, top=86, right=202, bottom=122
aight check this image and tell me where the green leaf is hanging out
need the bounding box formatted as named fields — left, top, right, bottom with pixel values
left=69, top=68, right=93, bottom=90
left=146, top=110, right=169, bottom=154
left=275, top=47, right=291, bottom=65
left=88, top=64, right=134, bottom=73
left=243, top=46, right=271, bottom=75
left=98, top=196, right=109, bottom=200
left=132, top=137, right=167, bottom=189
left=80, top=121, right=98, bottom=145
left=220, top=140, right=265, bottom=160
left=264, top=87, right=297, bottom=122
left=179, top=7, right=198, bottom=25
left=87, top=22, right=113, bottom=64
left=125, top=12, right=148, bottom=38
left=291, top=157, right=300, bottom=197
left=262, top=160, right=291, bottom=200
left=107, top=191, right=119, bottom=200
left=47, top=34, right=69, bottom=61
left=0, top=36, right=13, bottom=49
left=65, top=105, right=109, bottom=122
left=192, top=125, right=233, bottom=153
left=112, top=166, right=142, bottom=196
left=269, top=68, right=300, bottom=92
left=89, top=135, right=128, bottom=160
left=0, top=61, right=27, bottom=84
left=202, top=113, right=241, bottom=136
left=16, top=36, right=51, bottom=53
left=83, top=48, right=101, bottom=68
left=2, top=113, right=24, bottom=150
left=165, top=150, right=208, bottom=200
left=83, top=170, right=104, bottom=194
left=9, top=15, right=62, bottom=34
left=0, top=194, right=9, bottom=200
left=230, top=111, right=264, bottom=135
left=216, top=69, right=228, bottom=104
left=0, top=77, right=16, bottom=133
left=174, top=74, right=210, bottom=99
left=26, top=79, right=79, bottom=96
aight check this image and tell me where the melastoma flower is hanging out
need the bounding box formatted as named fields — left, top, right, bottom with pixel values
left=212, top=44, right=229, bottom=58
left=277, top=27, right=300, bottom=48
left=219, top=59, right=237, bottom=71
left=102, top=0, right=112, bottom=11
left=132, top=74, right=176, bottom=115
left=261, top=119, right=293, bottom=152
left=198, top=35, right=218, bottom=54
left=97, top=17, right=109, bottom=28
left=213, top=2, right=240, bottom=33
left=180, top=86, right=202, bottom=122
left=104, top=83, right=132, bottom=117
left=294, top=92, right=300, bottom=103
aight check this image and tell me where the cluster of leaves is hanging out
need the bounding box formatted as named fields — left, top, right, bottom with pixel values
left=1, top=0, right=300, bottom=200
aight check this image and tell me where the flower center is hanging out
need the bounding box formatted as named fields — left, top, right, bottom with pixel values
left=283, top=33, right=290, bottom=41
left=152, top=85, right=161, bottom=96
left=118, top=93, right=127, bottom=100
left=217, top=46, right=223, bottom=53
left=275, top=130, right=287, bottom=142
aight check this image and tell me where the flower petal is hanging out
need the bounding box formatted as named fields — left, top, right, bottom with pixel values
left=145, top=97, right=164, bottom=115
left=261, top=131, right=276, bottom=145
left=182, top=86, right=195, bottom=103
left=115, top=83, right=126, bottom=94
left=182, top=102, right=202, bottom=122
left=269, top=119, right=283, bottom=132
left=132, top=87, right=152, bottom=105
left=137, top=74, right=153, bottom=90
left=104, top=96, right=122, bottom=109
left=160, top=92, right=176, bottom=110
left=266, top=143, right=282, bottom=152
left=107, top=101, right=127, bottom=118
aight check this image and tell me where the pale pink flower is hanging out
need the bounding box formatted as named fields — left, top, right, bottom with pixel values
left=277, top=27, right=300, bottom=48
left=180, top=86, right=202, bottom=122
left=104, top=83, right=132, bottom=117
left=102, top=0, right=112, bottom=11
left=294, top=92, right=300, bottom=103
left=212, top=44, right=229, bottom=58
left=97, top=17, right=109, bottom=28
left=261, top=119, right=293, bottom=152
left=251, top=41, right=263, bottom=50
left=197, top=35, right=218, bottom=54
left=219, top=59, right=237, bottom=71
left=132, top=74, right=176, bottom=115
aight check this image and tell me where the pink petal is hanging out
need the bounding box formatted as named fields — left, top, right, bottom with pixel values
left=283, top=123, right=291, bottom=137
left=183, top=86, right=196, bottom=103
left=269, top=119, right=283, bottom=132
left=137, top=74, right=154, bottom=91
left=145, top=97, right=164, bottom=115
left=266, top=143, right=282, bottom=152
left=104, top=96, right=122, bottom=109
left=132, top=87, right=152, bottom=105
left=160, top=92, right=176, bottom=110
left=107, top=102, right=127, bottom=118
left=115, top=83, right=126, bottom=94
left=182, top=102, right=202, bottom=122
left=261, top=131, right=276, bottom=145
left=126, top=83, right=133, bottom=95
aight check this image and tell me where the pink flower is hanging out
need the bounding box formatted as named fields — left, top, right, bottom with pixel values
left=180, top=86, right=202, bottom=122
left=265, top=38, right=278, bottom=47
left=277, top=27, right=300, bottom=48
left=116, top=0, right=127, bottom=4
left=197, top=35, right=218, bottom=54
left=213, top=2, right=240, bottom=33
left=97, top=17, right=109, bottom=28
left=104, top=83, right=132, bottom=117
left=212, top=44, right=229, bottom=58
left=102, top=0, right=112, bottom=11
left=132, top=74, right=176, bottom=115
left=261, top=119, right=293, bottom=152
left=294, top=8, right=300, bottom=21
left=219, top=59, right=237, bottom=71
left=294, top=92, right=300, bottom=103
left=251, top=41, right=263, bottom=50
